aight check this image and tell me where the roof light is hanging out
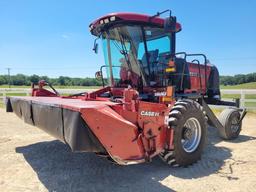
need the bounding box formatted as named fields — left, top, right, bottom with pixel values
left=110, top=16, right=116, bottom=21
left=104, top=18, right=109, bottom=24
left=100, top=20, right=104, bottom=24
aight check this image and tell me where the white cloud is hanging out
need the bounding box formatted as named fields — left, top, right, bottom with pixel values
left=61, top=34, right=70, bottom=39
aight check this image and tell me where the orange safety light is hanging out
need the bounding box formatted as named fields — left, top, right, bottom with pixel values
left=161, top=86, right=174, bottom=103
left=161, top=96, right=173, bottom=102
left=166, top=86, right=174, bottom=97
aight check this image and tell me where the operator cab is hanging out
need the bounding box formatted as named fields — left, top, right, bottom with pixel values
left=90, top=12, right=181, bottom=92
left=90, top=12, right=220, bottom=102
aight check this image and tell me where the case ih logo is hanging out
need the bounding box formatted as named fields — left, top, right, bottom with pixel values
left=140, top=111, right=160, bottom=117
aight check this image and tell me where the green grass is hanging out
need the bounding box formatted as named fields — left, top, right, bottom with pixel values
left=0, top=85, right=31, bottom=88
left=245, top=102, right=256, bottom=108
left=220, top=95, right=256, bottom=108
left=221, top=82, right=256, bottom=89
left=220, top=82, right=256, bottom=100
left=6, top=93, right=27, bottom=96
left=221, top=94, right=256, bottom=99
left=0, top=93, right=28, bottom=97
left=221, top=94, right=240, bottom=99
left=0, top=85, right=100, bottom=89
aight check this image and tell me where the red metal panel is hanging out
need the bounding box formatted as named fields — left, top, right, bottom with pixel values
left=11, top=96, right=118, bottom=112
left=80, top=106, right=145, bottom=163
left=137, top=101, right=169, bottom=156
left=187, top=63, right=211, bottom=93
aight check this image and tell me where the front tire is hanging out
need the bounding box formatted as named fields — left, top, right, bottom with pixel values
left=160, top=99, right=207, bottom=166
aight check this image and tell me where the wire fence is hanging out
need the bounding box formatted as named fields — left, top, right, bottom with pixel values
left=0, top=88, right=256, bottom=109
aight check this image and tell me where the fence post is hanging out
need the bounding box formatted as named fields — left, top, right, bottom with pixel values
left=240, top=90, right=245, bottom=107
left=2, top=91, right=6, bottom=104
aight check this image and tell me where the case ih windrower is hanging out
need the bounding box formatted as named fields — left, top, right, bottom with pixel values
left=6, top=10, right=246, bottom=166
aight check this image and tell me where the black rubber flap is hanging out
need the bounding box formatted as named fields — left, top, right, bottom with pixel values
left=32, top=103, right=64, bottom=141
left=9, top=97, right=34, bottom=125
left=63, top=109, right=105, bottom=152
left=7, top=97, right=106, bottom=153
left=6, top=97, right=13, bottom=112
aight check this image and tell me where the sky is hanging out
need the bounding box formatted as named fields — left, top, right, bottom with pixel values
left=0, top=0, right=256, bottom=77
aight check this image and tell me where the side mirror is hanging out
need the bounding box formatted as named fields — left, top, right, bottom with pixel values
left=95, top=71, right=102, bottom=79
left=93, top=37, right=99, bottom=54
left=164, top=16, right=177, bottom=32
left=93, top=42, right=98, bottom=54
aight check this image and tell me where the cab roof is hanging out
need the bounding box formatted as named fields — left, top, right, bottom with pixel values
left=89, top=12, right=182, bottom=36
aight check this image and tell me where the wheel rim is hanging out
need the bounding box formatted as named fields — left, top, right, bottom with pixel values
left=230, top=116, right=240, bottom=133
left=181, top=117, right=202, bottom=153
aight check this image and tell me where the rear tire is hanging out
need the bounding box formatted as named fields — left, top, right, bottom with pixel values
left=159, top=99, right=207, bottom=167
left=218, top=108, right=241, bottom=140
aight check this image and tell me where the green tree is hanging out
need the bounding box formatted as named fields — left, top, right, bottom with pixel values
left=12, top=74, right=28, bottom=85
left=0, top=76, right=7, bottom=85
left=58, top=76, right=66, bottom=85
left=29, top=75, right=40, bottom=84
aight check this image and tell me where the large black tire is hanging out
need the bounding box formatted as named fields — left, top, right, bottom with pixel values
left=159, top=99, right=207, bottom=167
left=218, top=108, right=242, bottom=140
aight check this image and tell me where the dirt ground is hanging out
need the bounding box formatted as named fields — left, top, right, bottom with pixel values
left=0, top=108, right=256, bottom=192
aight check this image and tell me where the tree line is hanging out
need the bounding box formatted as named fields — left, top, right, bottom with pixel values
left=0, top=74, right=103, bottom=86
left=0, top=73, right=255, bottom=86
left=220, top=73, right=256, bottom=86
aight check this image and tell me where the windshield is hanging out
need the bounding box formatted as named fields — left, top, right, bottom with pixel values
left=101, top=25, right=172, bottom=88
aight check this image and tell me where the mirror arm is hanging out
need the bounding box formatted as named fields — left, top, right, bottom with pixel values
left=149, top=9, right=171, bottom=21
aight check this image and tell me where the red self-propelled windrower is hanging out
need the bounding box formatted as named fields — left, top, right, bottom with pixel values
left=6, top=10, right=246, bottom=166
